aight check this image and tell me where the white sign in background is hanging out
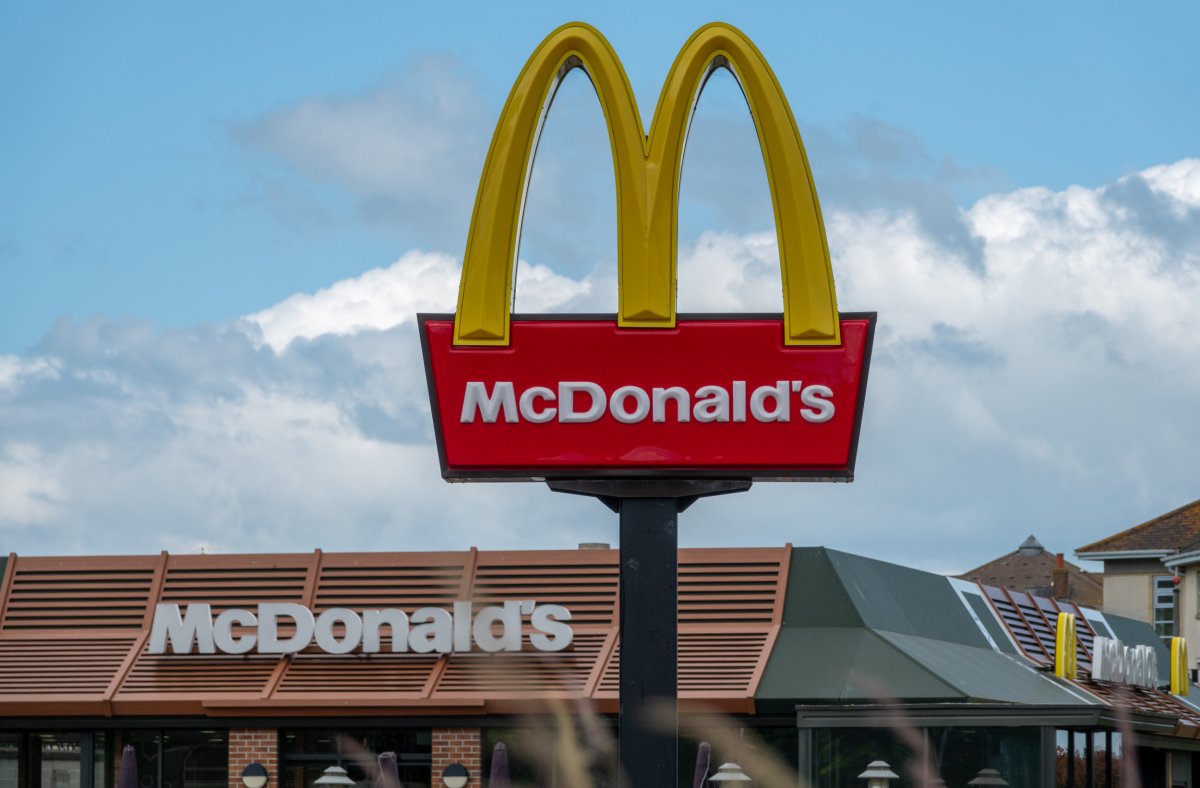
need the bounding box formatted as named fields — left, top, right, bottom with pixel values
left=1090, top=635, right=1159, bottom=689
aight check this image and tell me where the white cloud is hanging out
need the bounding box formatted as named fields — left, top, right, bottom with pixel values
left=2, top=159, right=1199, bottom=573
left=0, top=443, right=65, bottom=527
left=247, top=250, right=460, bottom=350
left=246, top=251, right=591, bottom=351
left=1141, top=159, right=1200, bottom=210
left=0, top=355, right=60, bottom=390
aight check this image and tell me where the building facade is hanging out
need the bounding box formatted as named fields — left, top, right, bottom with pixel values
left=1077, top=498, right=1200, bottom=642
left=2, top=546, right=1199, bottom=788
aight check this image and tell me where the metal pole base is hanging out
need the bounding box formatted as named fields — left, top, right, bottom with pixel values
left=548, top=480, right=751, bottom=788
left=619, top=497, right=678, bottom=788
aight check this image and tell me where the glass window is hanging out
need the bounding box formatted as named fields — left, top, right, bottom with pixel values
left=1155, top=575, right=1177, bottom=639
left=1056, top=730, right=1123, bottom=788
left=481, top=730, right=542, bottom=787
left=33, top=734, right=82, bottom=788
left=1, top=735, right=19, bottom=788
left=280, top=730, right=430, bottom=788
left=0, top=734, right=111, bottom=788
left=1073, top=729, right=1089, bottom=787
left=1056, top=729, right=1071, bottom=787
left=121, top=731, right=226, bottom=788
left=1095, top=732, right=1122, bottom=788
left=806, top=726, right=1042, bottom=787
left=123, top=731, right=158, bottom=788
left=928, top=727, right=1040, bottom=787
left=0, top=734, right=109, bottom=788
left=92, top=735, right=108, bottom=788
left=161, top=732, right=225, bottom=788
left=811, top=728, right=913, bottom=787
left=481, top=725, right=621, bottom=788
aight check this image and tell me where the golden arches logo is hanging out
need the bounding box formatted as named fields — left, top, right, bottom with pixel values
left=1054, top=612, right=1078, bottom=680
left=1171, top=636, right=1189, bottom=696
left=453, top=22, right=839, bottom=347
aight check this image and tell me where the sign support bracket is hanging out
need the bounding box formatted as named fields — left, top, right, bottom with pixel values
left=549, top=480, right=751, bottom=788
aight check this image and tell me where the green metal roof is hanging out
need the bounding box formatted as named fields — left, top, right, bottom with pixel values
left=758, top=547, right=1100, bottom=707
left=1103, top=610, right=1170, bottom=666
left=876, top=631, right=1091, bottom=705
left=825, top=548, right=994, bottom=647
left=758, top=627, right=958, bottom=703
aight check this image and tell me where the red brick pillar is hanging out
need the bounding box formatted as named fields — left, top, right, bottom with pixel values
left=228, top=729, right=278, bottom=788
left=431, top=728, right=482, bottom=786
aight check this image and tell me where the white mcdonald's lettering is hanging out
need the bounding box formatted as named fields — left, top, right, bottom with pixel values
left=1090, top=635, right=1160, bottom=689
left=148, top=601, right=573, bottom=656
left=460, top=381, right=835, bottom=425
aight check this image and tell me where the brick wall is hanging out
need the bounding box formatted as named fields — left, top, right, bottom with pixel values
left=228, top=729, right=278, bottom=788
left=432, top=728, right=481, bottom=786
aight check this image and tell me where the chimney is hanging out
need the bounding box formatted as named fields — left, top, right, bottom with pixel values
left=1052, top=552, right=1069, bottom=599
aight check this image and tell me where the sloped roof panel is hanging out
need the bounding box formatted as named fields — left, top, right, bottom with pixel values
left=0, top=547, right=789, bottom=717
left=757, top=627, right=962, bottom=702
left=875, top=630, right=1099, bottom=706
left=823, top=548, right=991, bottom=648
left=778, top=548, right=863, bottom=628
left=1102, top=611, right=1169, bottom=666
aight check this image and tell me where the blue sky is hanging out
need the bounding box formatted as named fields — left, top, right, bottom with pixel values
left=4, top=3, right=1197, bottom=352
left=2, top=3, right=1199, bottom=570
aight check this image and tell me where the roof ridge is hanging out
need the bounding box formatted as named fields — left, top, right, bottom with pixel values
left=958, top=548, right=1092, bottom=577
left=1076, top=497, right=1200, bottom=553
left=956, top=549, right=1021, bottom=578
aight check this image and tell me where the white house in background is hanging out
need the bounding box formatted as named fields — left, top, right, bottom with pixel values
left=1076, top=498, right=1200, bottom=648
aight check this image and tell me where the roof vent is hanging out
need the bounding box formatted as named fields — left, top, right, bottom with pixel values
left=578, top=542, right=611, bottom=550
left=1018, top=535, right=1044, bottom=556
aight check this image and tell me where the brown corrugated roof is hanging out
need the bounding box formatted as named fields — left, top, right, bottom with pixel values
left=1076, top=678, right=1200, bottom=729
left=959, top=538, right=1103, bottom=608
left=0, top=547, right=790, bottom=717
left=4, top=547, right=1199, bottom=735
left=976, top=582, right=1199, bottom=725
left=1077, top=498, right=1200, bottom=554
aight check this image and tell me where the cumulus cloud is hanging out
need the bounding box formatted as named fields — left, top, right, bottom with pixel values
left=2, top=159, right=1199, bottom=573
left=246, top=250, right=460, bottom=350
left=246, top=250, right=591, bottom=351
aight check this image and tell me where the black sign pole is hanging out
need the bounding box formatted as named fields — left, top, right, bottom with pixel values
left=549, top=480, right=751, bottom=788
left=619, top=496, right=679, bottom=787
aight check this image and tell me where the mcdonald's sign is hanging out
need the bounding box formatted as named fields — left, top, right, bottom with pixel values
left=1054, top=612, right=1078, bottom=680
left=420, top=22, right=875, bottom=481
left=1171, top=636, right=1189, bottom=696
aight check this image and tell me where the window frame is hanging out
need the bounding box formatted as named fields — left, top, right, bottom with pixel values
left=278, top=729, right=432, bottom=788
left=1153, top=574, right=1177, bottom=639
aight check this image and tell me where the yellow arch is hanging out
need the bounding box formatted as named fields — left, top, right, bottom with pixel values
left=1054, top=612, right=1077, bottom=680
left=454, top=22, right=840, bottom=347
left=1172, top=637, right=1189, bottom=695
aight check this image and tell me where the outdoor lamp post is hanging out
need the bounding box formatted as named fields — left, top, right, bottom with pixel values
left=312, top=766, right=355, bottom=788
left=708, top=763, right=752, bottom=783
left=967, top=768, right=1009, bottom=786
left=857, top=760, right=899, bottom=788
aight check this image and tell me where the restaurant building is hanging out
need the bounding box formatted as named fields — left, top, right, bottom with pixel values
left=3, top=545, right=1200, bottom=788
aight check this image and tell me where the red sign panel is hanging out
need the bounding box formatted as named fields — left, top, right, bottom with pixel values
left=420, top=314, right=875, bottom=481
